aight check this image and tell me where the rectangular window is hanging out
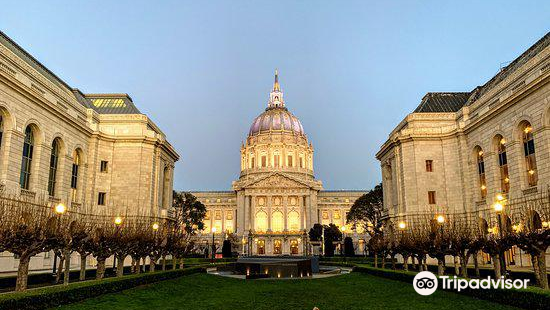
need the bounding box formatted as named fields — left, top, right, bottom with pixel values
left=300, top=157, right=304, bottom=168
left=98, top=192, right=106, bottom=205
left=261, top=156, right=267, bottom=167
left=100, top=161, right=108, bottom=172
left=274, top=155, right=280, bottom=167
left=428, top=191, right=436, bottom=205
left=287, top=155, right=293, bottom=167
left=425, top=160, right=433, bottom=172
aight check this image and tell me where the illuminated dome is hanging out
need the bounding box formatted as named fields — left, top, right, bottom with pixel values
left=248, top=107, right=305, bottom=137
left=248, top=70, right=305, bottom=137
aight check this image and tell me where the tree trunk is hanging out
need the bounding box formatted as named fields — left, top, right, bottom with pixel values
left=473, top=253, right=480, bottom=278
left=172, top=256, right=177, bottom=270
left=15, top=254, right=31, bottom=291
left=63, top=249, right=71, bottom=285
left=162, top=255, right=166, bottom=271
left=403, top=255, right=409, bottom=271
left=536, top=251, right=548, bottom=289
left=135, top=257, right=141, bottom=274
left=411, top=256, right=416, bottom=269
left=142, top=257, right=147, bottom=273
left=460, top=255, right=469, bottom=278
left=453, top=256, right=460, bottom=276
left=116, top=254, right=125, bottom=277
left=381, top=256, right=386, bottom=269
left=491, top=254, right=501, bottom=279
left=423, top=257, right=428, bottom=271
left=96, top=257, right=107, bottom=279
left=56, top=255, right=64, bottom=283
left=374, top=252, right=378, bottom=268
left=79, top=254, right=87, bottom=281
left=149, top=256, right=156, bottom=273
left=531, top=254, right=541, bottom=286
left=437, top=258, right=445, bottom=276
left=391, top=254, right=396, bottom=270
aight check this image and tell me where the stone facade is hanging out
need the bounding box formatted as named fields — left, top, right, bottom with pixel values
left=193, top=72, right=366, bottom=256
left=0, top=31, right=179, bottom=273
left=376, top=32, right=550, bottom=267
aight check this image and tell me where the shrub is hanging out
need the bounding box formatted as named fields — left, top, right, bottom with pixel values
left=344, top=237, right=355, bottom=257
left=0, top=266, right=212, bottom=310
left=222, top=240, right=232, bottom=258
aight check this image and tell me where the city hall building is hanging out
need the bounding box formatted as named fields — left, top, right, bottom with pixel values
left=193, top=72, right=366, bottom=256
left=377, top=32, right=550, bottom=265
left=0, top=31, right=179, bottom=272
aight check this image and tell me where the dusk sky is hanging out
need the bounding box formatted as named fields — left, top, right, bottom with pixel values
left=1, top=1, right=549, bottom=191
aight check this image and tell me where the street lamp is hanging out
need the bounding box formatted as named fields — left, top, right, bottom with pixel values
left=152, top=223, right=160, bottom=230
left=211, top=227, right=217, bottom=263
left=52, top=203, right=66, bottom=276
left=55, top=203, right=66, bottom=214
left=398, top=221, right=406, bottom=230
left=436, top=215, right=445, bottom=224
left=493, top=195, right=507, bottom=276
left=114, top=216, right=123, bottom=226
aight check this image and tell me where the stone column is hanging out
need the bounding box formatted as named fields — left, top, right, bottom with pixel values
left=245, top=196, right=249, bottom=231
left=283, top=196, right=288, bottom=231
left=250, top=195, right=255, bottom=231
left=267, top=195, right=272, bottom=232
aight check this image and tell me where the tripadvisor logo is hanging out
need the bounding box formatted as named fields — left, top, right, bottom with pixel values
left=413, top=271, right=530, bottom=296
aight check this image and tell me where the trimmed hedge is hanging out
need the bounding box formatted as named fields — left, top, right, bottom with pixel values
left=353, top=264, right=550, bottom=310
left=0, top=265, right=217, bottom=310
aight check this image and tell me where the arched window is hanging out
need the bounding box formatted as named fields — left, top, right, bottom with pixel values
left=271, top=211, right=284, bottom=232
left=261, top=154, right=267, bottom=167
left=299, top=155, right=304, bottom=168
left=71, top=150, right=81, bottom=202
left=19, top=126, right=34, bottom=189
left=521, top=122, right=537, bottom=186
left=475, top=147, right=487, bottom=198
left=47, top=139, right=60, bottom=197
left=255, top=211, right=268, bottom=232
left=288, top=211, right=300, bottom=231
left=495, top=136, right=509, bottom=193
left=287, top=153, right=293, bottom=167
left=250, top=154, right=255, bottom=169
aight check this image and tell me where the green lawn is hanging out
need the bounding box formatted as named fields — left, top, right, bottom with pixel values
left=55, top=273, right=517, bottom=310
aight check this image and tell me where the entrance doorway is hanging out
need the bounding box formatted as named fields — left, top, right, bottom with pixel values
left=257, top=240, right=265, bottom=255
left=290, top=239, right=299, bottom=255
left=274, top=239, right=282, bottom=255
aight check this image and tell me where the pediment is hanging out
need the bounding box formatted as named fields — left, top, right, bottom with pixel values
left=243, top=173, right=311, bottom=189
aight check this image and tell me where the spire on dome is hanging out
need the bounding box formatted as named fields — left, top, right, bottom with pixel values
left=268, top=69, right=284, bottom=108
left=273, top=69, right=281, bottom=92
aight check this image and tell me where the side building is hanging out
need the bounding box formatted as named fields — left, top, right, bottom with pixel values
left=376, top=32, right=550, bottom=266
left=193, top=72, right=366, bottom=256
left=0, top=31, right=179, bottom=272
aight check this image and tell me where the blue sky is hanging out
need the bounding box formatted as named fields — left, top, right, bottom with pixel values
left=1, top=1, right=549, bottom=191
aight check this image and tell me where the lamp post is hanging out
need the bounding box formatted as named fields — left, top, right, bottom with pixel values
left=493, top=195, right=507, bottom=276
left=436, top=215, right=445, bottom=236
left=211, top=227, right=217, bottom=263
left=113, top=217, right=123, bottom=274
left=52, top=203, right=66, bottom=277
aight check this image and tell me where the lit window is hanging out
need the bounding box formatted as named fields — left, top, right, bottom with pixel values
left=288, top=211, right=300, bottom=231
left=255, top=211, right=268, bottom=232
left=476, top=147, right=487, bottom=198
left=271, top=211, right=284, bottom=232
left=521, top=123, right=537, bottom=186
left=496, top=136, right=509, bottom=193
